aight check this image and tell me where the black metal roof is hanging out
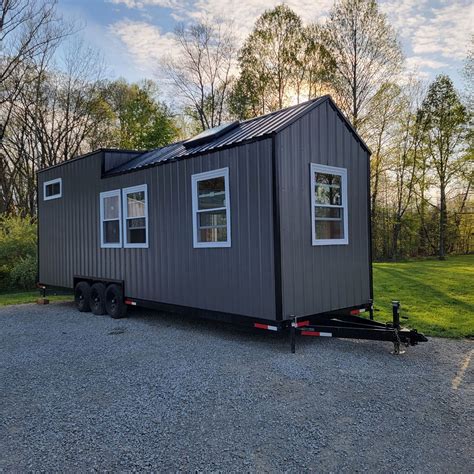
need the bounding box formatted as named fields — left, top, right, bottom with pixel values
left=106, top=95, right=370, bottom=176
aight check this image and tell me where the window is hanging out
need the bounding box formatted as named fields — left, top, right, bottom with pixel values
left=191, top=168, right=231, bottom=248
left=43, top=178, right=62, bottom=201
left=311, top=163, right=348, bottom=245
left=122, top=184, right=148, bottom=248
left=100, top=190, right=122, bottom=248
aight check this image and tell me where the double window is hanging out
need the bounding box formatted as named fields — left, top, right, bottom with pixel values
left=311, top=163, right=348, bottom=245
left=99, top=184, right=148, bottom=248
left=43, top=178, right=62, bottom=201
left=191, top=168, right=231, bottom=248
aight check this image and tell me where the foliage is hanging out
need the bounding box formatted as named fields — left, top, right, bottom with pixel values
left=0, top=216, right=37, bottom=290
left=229, top=5, right=334, bottom=118
left=102, top=79, right=180, bottom=150
left=373, top=255, right=474, bottom=338
left=417, top=75, right=470, bottom=259
left=322, top=0, right=403, bottom=131
left=161, top=20, right=236, bottom=131
left=9, top=255, right=37, bottom=289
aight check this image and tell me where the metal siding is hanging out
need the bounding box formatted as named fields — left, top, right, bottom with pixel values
left=277, top=100, right=371, bottom=317
left=38, top=140, right=276, bottom=320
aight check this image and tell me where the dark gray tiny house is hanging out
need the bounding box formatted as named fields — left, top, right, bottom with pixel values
left=38, top=96, right=373, bottom=326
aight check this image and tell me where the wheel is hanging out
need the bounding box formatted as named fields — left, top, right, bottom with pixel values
left=90, top=282, right=107, bottom=315
left=74, top=281, right=91, bottom=312
left=105, top=284, right=127, bottom=319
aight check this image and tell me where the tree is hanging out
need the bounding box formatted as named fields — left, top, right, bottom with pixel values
left=417, top=75, right=470, bottom=260
left=321, top=0, right=402, bottom=132
left=103, top=79, right=180, bottom=150
left=161, top=19, right=236, bottom=131
left=230, top=5, right=305, bottom=118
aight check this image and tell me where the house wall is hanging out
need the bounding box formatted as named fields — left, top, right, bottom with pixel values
left=276, top=100, right=371, bottom=317
left=38, top=140, right=276, bottom=320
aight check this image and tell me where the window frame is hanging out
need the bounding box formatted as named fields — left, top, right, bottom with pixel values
left=100, top=189, right=122, bottom=249
left=310, top=163, right=348, bottom=246
left=122, top=184, right=149, bottom=249
left=191, top=167, right=231, bottom=248
left=43, top=178, right=62, bottom=201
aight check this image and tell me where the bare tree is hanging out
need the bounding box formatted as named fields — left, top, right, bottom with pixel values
left=322, top=0, right=403, bottom=132
left=161, top=19, right=236, bottom=131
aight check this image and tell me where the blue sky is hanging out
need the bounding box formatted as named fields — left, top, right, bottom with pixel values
left=58, top=0, right=473, bottom=90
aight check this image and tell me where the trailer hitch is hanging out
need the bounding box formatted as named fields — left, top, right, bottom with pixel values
left=290, top=300, right=428, bottom=354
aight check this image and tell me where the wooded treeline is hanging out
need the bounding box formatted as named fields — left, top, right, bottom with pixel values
left=1, top=0, right=472, bottom=261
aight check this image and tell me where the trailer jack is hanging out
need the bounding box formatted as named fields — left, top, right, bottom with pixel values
left=290, top=301, right=428, bottom=354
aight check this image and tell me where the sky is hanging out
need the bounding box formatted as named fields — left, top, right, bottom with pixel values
left=57, top=0, right=473, bottom=91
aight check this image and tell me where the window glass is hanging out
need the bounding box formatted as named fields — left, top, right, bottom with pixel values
left=315, top=173, right=341, bottom=205
left=104, top=220, right=120, bottom=243
left=46, top=182, right=60, bottom=197
left=192, top=169, right=231, bottom=247
left=104, top=195, right=120, bottom=220
left=198, top=177, right=226, bottom=210
left=315, top=220, right=344, bottom=240
left=127, top=191, right=145, bottom=217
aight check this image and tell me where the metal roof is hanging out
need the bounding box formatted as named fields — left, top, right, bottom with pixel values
left=107, top=97, right=327, bottom=175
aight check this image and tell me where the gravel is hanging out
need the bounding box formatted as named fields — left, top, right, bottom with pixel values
left=1, top=301, right=473, bottom=472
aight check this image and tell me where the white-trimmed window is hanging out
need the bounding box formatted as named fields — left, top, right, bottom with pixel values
left=122, top=184, right=148, bottom=248
left=43, top=178, right=62, bottom=201
left=191, top=168, right=231, bottom=248
left=100, top=190, right=122, bottom=248
left=311, top=163, right=348, bottom=246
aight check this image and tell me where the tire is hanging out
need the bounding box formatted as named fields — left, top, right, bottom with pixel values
left=90, top=282, right=107, bottom=315
left=74, top=281, right=91, bottom=312
left=105, top=284, right=127, bottom=319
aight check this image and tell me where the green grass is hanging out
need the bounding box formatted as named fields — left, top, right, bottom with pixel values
left=373, top=255, right=473, bottom=338
left=0, top=290, right=72, bottom=307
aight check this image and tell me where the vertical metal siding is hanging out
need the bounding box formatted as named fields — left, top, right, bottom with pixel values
left=277, top=100, right=371, bottom=317
left=38, top=140, right=276, bottom=320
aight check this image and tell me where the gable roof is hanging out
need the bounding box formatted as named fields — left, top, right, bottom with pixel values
left=106, top=95, right=370, bottom=176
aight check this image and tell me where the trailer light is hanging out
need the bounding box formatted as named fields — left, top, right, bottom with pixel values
left=254, top=323, right=278, bottom=331
left=124, top=300, right=137, bottom=306
left=350, top=308, right=366, bottom=315
left=291, top=320, right=310, bottom=328
left=301, top=331, right=332, bottom=337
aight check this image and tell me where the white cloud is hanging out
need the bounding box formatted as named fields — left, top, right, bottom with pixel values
left=405, top=56, right=447, bottom=70
left=382, top=0, right=473, bottom=61
left=108, top=20, right=176, bottom=73
left=108, top=0, right=186, bottom=8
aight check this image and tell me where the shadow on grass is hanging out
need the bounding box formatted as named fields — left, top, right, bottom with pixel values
left=375, top=266, right=474, bottom=315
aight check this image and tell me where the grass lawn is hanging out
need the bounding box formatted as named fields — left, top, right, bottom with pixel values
left=0, top=290, right=72, bottom=307
left=373, top=255, right=473, bottom=338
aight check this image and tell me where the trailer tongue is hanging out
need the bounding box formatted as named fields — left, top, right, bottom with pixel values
left=289, top=301, right=428, bottom=354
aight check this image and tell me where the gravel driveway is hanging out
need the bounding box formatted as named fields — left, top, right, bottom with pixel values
left=1, top=302, right=473, bottom=472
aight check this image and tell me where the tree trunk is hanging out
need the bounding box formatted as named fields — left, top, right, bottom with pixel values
left=438, top=182, right=447, bottom=260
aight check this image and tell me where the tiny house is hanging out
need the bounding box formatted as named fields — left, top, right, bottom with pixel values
left=37, top=96, right=373, bottom=326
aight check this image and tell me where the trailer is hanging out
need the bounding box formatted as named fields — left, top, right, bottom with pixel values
left=37, top=95, right=427, bottom=352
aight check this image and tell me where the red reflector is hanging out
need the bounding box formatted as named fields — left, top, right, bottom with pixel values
left=350, top=309, right=360, bottom=315
left=254, top=323, right=267, bottom=329
left=296, top=320, right=310, bottom=327
left=301, top=331, right=332, bottom=337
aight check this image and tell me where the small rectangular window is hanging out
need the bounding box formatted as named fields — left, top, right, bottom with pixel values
left=192, top=168, right=231, bottom=248
left=311, top=163, right=348, bottom=246
left=43, top=178, right=62, bottom=201
left=100, top=190, right=122, bottom=248
left=122, top=184, right=148, bottom=248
